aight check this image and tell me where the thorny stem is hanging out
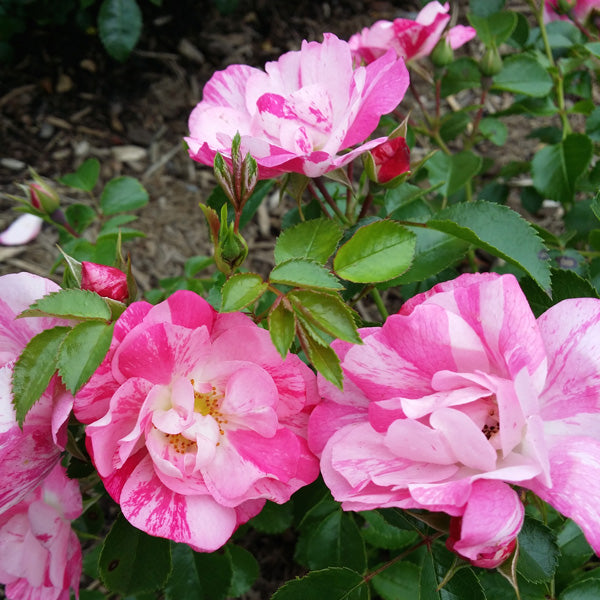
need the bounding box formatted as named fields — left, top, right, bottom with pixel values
left=306, top=181, right=333, bottom=219
left=313, top=177, right=351, bottom=225
left=357, top=192, right=374, bottom=221
left=371, top=287, right=389, bottom=321
left=363, top=532, right=444, bottom=584
left=410, top=82, right=432, bottom=124
left=529, top=0, right=572, bottom=136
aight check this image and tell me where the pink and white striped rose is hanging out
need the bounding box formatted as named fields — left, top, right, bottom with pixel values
left=0, top=463, right=82, bottom=600
left=309, top=272, right=600, bottom=567
left=75, top=290, right=320, bottom=551
left=0, top=273, right=72, bottom=515
left=348, top=2, right=476, bottom=65
left=186, top=33, right=409, bottom=179
left=544, top=0, right=600, bottom=22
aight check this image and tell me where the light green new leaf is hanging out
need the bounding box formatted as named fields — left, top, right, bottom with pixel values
left=428, top=201, right=551, bottom=292
left=100, top=176, right=149, bottom=215
left=221, top=273, right=267, bottom=312
left=270, top=259, right=343, bottom=290
left=12, top=326, right=70, bottom=426
left=19, top=289, right=112, bottom=321
left=274, top=218, right=343, bottom=264
left=99, top=513, right=172, bottom=595
left=57, top=321, right=115, bottom=393
left=333, top=220, right=416, bottom=283
left=98, top=0, right=142, bottom=62
left=532, top=133, right=593, bottom=205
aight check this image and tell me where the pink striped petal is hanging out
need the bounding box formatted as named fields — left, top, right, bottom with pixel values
left=448, top=479, right=523, bottom=568
left=538, top=297, right=600, bottom=420
left=525, top=436, right=600, bottom=554
left=119, top=455, right=238, bottom=552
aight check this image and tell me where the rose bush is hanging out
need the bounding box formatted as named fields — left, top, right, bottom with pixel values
left=0, top=463, right=82, bottom=600
left=309, top=273, right=600, bottom=567
left=348, top=1, right=475, bottom=65
left=186, top=33, right=409, bottom=178
left=75, top=289, right=320, bottom=551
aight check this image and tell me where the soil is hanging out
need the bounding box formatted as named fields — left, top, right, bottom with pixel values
left=0, top=1, right=552, bottom=598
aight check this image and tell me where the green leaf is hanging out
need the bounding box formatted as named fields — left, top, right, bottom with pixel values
left=288, top=289, right=360, bottom=345
left=479, top=117, right=508, bottom=146
left=220, top=273, right=267, bottom=312
left=99, top=513, right=171, bottom=594
left=66, top=203, right=97, bottom=233
left=275, top=218, right=343, bottom=264
left=11, top=326, right=70, bottom=426
left=532, top=133, right=593, bottom=205
left=58, top=158, right=100, bottom=191
left=165, top=543, right=232, bottom=600
left=371, top=561, right=420, bottom=600
left=268, top=301, right=296, bottom=359
left=492, top=55, right=553, bottom=97
left=394, top=227, right=468, bottom=285
left=100, top=176, right=149, bottom=215
left=359, top=510, right=419, bottom=550
left=426, top=150, right=483, bottom=197
left=57, top=321, right=114, bottom=393
left=20, top=289, right=112, bottom=321
left=270, top=259, right=343, bottom=291
left=467, top=11, right=516, bottom=47
left=556, top=520, right=594, bottom=588
left=306, top=511, right=367, bottom=573
left=560, top=578, right=600, bottom=599
left=421, top=544, right=486, bottom=600
left=441, top=57, right=481, bottom=97
left=469, top=0, right=505, bottom=17
left=587, top=107, right=600, bottom=141
left=428, top=201, right=551, bottom=292
left=334, top=220, right=415, bottom=283
left=297, top=325, right=343, bottom=389
left=250, top=500, right=294, bottom=534
left=517, top=517, right=559, bottom=583
left=225, top=544, right=259, bottom=598
left=271, top=567, right=368, bottom=600
left=98, top=0, right=142, bottom=61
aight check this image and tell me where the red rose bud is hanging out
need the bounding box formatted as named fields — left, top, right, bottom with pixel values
left=81, top=261, right=129, bottom=302
left=370, top=137, right=411, bottom=184
left=29, top=181, right=60, bottom=214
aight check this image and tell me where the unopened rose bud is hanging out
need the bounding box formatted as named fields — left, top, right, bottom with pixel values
left=216, top=222, right=248, bottom=275
left=557, top=0, right=577, bottom=13
left=431, top=38, right=454, bottom=67
left=480, top=46, right=503, bottom=77
left=365, top=136, right=411, bottom=185
left=29, top=181, right=60, bottom=214
left=81, top=261, right=129, bottom=302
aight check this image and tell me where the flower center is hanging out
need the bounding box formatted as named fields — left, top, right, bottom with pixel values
left=481, top=406, right=500, bottom=440
left=191, top=379, right=229, bottom=436
left=164, top=433, right=196, bottom=454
